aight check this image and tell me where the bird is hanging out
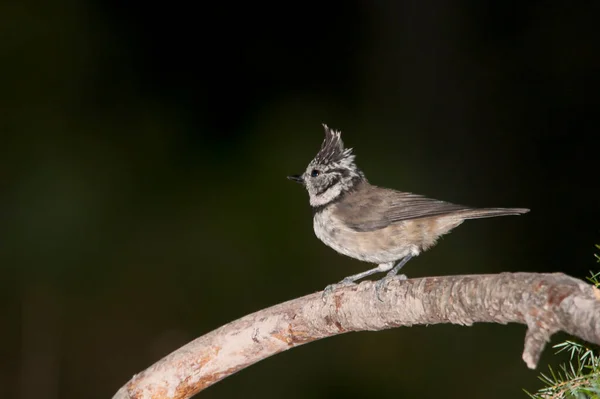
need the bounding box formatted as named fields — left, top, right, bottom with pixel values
left=287, top=124, right=529, bottom=299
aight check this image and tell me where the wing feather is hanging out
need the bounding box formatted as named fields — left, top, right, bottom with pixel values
left=333, top=185, right=472, bottom=232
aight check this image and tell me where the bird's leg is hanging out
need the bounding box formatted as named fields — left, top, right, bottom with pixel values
left=322, top=263, right=394, bottom=301
left=375, top=255, right=413, bottom=301
left=386, top=255, right=413, bottom=278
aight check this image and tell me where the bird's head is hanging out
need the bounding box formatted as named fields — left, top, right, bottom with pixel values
left=288, top=124, right=365, bottom=207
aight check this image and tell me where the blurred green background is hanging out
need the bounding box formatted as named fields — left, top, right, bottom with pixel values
left=2, top=1, right=599, bottom=398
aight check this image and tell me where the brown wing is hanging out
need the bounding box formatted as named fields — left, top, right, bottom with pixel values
left=333, top=184, right=472, bottom=232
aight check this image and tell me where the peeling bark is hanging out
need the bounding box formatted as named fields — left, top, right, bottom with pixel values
left=113, top=272, right=600, bottom=399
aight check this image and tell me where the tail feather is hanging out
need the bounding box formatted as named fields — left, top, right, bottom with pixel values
left=456, top=207, right=530, bottom=220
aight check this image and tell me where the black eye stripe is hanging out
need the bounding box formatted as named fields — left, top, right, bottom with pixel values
left=311, top=168, right=347, bottom=178
left=328, top=168, right=351, bottom=177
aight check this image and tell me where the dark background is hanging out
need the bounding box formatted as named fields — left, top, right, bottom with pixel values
left=2, top=1, right=599, bottom=398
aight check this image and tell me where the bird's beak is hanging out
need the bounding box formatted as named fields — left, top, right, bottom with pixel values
left=287, top=174, right=304, bottom=184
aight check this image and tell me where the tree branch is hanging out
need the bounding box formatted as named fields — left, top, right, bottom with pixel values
left=113, top=272, right=600, bottom=399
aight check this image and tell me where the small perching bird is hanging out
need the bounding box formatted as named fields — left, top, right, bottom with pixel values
left=288, top=124, right=529, bottom=298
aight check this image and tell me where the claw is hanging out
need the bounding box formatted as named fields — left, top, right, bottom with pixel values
left=375, top=274, right=408, bottom=302
left=321, top=279, right=356, bottom=302
left=375, top=278, right=387, bottom=301
left=322, top=284, right=335, bottom=301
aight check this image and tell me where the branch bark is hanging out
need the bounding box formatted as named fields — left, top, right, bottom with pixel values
left=113, top=272, right=600, bottom=399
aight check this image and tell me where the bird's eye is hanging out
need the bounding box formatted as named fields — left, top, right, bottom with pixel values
left=310, top=169, right=320, bottom=177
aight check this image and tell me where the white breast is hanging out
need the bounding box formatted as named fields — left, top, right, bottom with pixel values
left=312, top=206, right=419, bottom=264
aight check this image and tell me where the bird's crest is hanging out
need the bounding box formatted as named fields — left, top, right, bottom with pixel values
left=312, top=124, right=356, bottom=168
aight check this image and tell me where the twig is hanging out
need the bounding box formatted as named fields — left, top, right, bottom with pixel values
left=113, top=272, right=600, bottom=399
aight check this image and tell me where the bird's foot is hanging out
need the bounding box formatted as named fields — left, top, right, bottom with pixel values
left=322, top=278, right=356, bottom=302
left=375, top=274, right=407, bottom=301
